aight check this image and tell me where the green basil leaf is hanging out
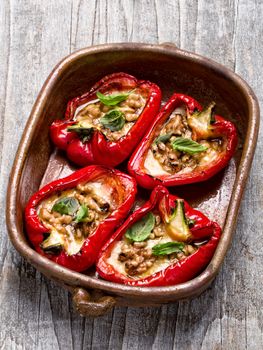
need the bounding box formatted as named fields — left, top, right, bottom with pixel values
left=152, top=242, right=185, bottom=256
left=125, top=212, right=155, bottom=242
left=75, top=205, right=88, bottom=223
left=52, top=197, right=79, bottom=216
left=154, top=133, right=173, bottom=144
left=67, top=124, right=94, bottom=142
left=171, top=137, right=208, bottom=155
left=100, top=109, right=125, bottom=131
left=96, top=90, right=132, bottom=106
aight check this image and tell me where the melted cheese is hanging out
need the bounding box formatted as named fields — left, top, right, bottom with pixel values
left=107, top=241, right=127, bottom=275
left=199, top=148, right=219, bottom=166
left=87, top=181, right=116, bottom=208
left=74, top=99, right=99, bottom=119
left=64, top=225, right=85, bottom=256
left=144, top=150, right=170, bottom=176
left=173, top=106, right=186, bottom=115
left=177, top=166, right=194, bottom=174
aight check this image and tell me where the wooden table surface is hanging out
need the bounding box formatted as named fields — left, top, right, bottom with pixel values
left=1, top=1, right=262, bottom=349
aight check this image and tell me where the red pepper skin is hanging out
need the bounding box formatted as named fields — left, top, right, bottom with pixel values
left=25, top=166, right=137, bottom=272
left=96, top=186, right=221, bottom=287
left=50, top=73, right=161, bottom=167
left=128, top=93, right=238, bottom=189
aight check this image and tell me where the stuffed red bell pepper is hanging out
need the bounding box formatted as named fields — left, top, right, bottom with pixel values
left=50, top=72, right=161, bottom=167
left=25, top=166, right=137, bottom=272
left=128, top=93, right=237, bottom=188
left=96, top=186, right=221, bottom=287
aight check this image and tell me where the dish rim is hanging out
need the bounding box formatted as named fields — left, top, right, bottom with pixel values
left=6, top=42, right=260, bottom=298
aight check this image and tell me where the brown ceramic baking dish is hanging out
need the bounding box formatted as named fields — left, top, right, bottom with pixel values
left=6, top=43, right=259, bottom=317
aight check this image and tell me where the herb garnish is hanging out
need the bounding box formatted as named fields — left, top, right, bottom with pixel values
left=125, top=212, right=155, bottom=242
left=67, top=124, right=94, bottom=142
left=100, top=109, right=125, bottom=131
left=75, top=205, right=89, bottom=223
left=52, top=197, right=79, bottom=216
left=152, top=242, right=185, bottom=256
left=171, top=137, right=208, bottom=155
left=154, top=133, right=173, bottom=144
left=96, top=90, right=133, bottom=106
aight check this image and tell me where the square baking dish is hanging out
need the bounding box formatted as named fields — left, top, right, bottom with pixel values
left=6, top=43, right=259, bottom=317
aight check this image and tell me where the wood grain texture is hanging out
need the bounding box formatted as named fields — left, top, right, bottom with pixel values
left=0, top=0, right=262, bottom=349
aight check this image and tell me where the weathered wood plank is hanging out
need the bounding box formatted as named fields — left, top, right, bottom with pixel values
left=0, top=0, right=263, bottom=349
left=0, top=1, right=74, bottom=350
left=219, top=0, right=263, bottom=348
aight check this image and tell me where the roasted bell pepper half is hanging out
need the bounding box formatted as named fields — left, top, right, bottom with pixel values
left=25, top=165, right=137, bottom=272
left=96, top=186, right=221, bottom=287
left=128, top=93, right=238, bottom=188
left=50, top=72, right=161, bottom=167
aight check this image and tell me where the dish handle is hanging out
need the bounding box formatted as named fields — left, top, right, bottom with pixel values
left=72, top=287, right=116, bottom=317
